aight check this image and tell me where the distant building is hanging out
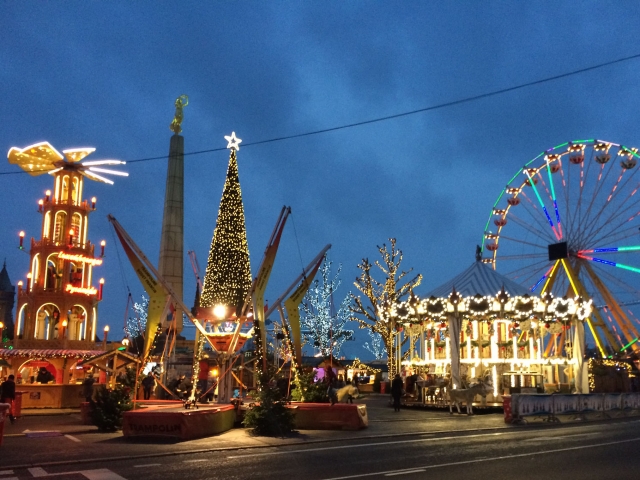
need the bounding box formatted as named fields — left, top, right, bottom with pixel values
left=0, top=261, right=15, bottom=341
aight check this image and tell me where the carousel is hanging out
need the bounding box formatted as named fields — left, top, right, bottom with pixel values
left=389, top=257, right=591, bottom=405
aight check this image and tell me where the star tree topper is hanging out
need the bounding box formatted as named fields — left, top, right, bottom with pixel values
left=224, top=131, right=242, bottom=151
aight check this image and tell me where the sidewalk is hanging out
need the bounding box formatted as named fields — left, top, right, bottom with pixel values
left=0, top=395, right=509, bottom=469
left=3, top=410, right=98, bottom=437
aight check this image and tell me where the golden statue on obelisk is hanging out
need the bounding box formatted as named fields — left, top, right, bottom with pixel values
left=169, top=94, right=189, bottom=134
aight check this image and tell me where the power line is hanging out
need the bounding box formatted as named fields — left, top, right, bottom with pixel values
left=2, top=52, right=640, bottom=177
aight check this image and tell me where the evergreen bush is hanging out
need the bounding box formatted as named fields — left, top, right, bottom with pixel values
left=290, top=370, right=327, bottom=403
left=90, top=385, right=133, bottom=432
left=243, top=377, right=295, bottom=436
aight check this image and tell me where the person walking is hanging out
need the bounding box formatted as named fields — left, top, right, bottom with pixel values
left=391, top=373, right=404, bottom=412
left=0, top=374, right=17, bottom=423
left=141, top=372, right=156, bottom=400
left=82, top=373, right=95, bottom=402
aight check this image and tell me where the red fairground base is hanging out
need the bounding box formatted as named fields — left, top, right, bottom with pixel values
left=289, top=403, right=368, bottom=430
left=122, top=403, right=236, bottom=440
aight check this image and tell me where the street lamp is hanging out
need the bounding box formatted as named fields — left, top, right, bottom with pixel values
left=103, top=325, right=109, bottom=349
left=61, top=319, right=68, bottom=339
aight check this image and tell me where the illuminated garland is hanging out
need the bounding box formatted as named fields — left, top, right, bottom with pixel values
left=0, top=350, right=101, bottom=359
left=465, top=295, right=493, bottom=317
left=393, top=290, right=592, bottom=325
left=588, top=357, right=632, bottom=391
left=421, top=297, right=447, bottom=321
left=345, top=357, right=381, bottom=374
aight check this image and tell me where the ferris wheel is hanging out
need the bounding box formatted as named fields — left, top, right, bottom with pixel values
left=481, top=139, right=640, bottom=357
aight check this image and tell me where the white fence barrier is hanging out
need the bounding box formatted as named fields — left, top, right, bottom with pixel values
left=511, top=393, right=640, bottom=422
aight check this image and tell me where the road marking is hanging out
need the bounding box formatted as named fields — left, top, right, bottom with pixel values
left=81, top=469, right=127, bottom=480
left=385, top=470, right=425, bottom=476
left=0, top=471, right=14, bottom=476
left=320, top=437, right=640, bottom=480
left=65, top=434, right=81, bottom=443
left=183, top=459, right=207, bottom=463
left=227, top=432, right=506, bottom=458
left=133, top=464, right=161, bottom=468
left=28, top=467, right=48, bottom=477
left=523, top=432, right=597, bottom=442
left=26, top=467, right=127, bottom=479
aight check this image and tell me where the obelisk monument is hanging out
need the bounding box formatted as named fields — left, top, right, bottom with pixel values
left=158, top=95, right=188, bottom=334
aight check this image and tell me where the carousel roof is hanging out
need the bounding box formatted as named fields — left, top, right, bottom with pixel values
left=0, top=349, right=104, bottom=359
left=426, top=260, right=530, bottom=298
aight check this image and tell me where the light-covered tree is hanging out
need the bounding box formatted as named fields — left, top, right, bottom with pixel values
left=123, top=294, right=148, bottom=355
left=363, top=330, right=386, bottom=360
left=125, top=294, right=148, bottom=338
left=350, top=239, right=422, bottom=378
left=300, top=256, right=353, bottom=359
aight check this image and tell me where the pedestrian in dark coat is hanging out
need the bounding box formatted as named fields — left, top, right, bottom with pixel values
left=141, top=373, right=156, bottom=400
left=82, top=374, right=95, bottom=402
left=0, top=374, right=17, bottom=423
left=391, top=373, right=404, bottom=412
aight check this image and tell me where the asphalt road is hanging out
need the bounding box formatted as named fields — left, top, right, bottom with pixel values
left=3, top=419, right=640, bottom=480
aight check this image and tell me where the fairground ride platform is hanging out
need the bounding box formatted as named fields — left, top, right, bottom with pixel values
left=122, top=403, right=236, bottom=440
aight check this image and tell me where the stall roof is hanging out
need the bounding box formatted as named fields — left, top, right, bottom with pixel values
left=426, top=260, right=530, bottom=298
left=0, top=349, right=104, bottom=359
left=83, top=349, right=140, bottom=365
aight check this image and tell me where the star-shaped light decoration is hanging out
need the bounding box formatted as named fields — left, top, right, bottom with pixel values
left=7, top=141, right=128, bottom=185
left=224, top=131, right=242, bottom=151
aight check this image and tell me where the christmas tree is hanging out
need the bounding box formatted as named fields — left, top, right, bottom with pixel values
left=200, top=133, right=252, bottom=315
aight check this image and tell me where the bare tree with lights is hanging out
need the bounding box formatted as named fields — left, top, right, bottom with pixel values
left=350, top=238, right=422, bottom=378
left=125, top=294, right=148, bottom=355
left=125, top=295, right=148, bottom=338
left=300, top=257, right=353, bottom=360
left=363, top=330, right=385, bottom=360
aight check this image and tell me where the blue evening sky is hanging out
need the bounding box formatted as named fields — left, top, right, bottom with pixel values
left=2, top=2, right=640, bottom=358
